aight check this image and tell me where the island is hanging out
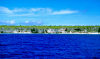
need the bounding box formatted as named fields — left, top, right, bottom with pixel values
left=0, top=25, right=100, bottom=34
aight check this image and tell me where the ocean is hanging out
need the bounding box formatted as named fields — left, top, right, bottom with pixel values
left=0, top=34, right=100, bottom=59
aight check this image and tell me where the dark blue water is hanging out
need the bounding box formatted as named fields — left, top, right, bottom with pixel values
left=0, top=34, right=100, bottom=59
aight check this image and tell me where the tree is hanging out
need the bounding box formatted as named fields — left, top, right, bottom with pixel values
left=1, top=31, right=3, bottom=33
left=98, top=27, right=100, bottom=33
left=74, top=28, right=81, bottom=32
left=65, top=28, right=67, bottom=31
left=31, top=28, right=38, bottom=33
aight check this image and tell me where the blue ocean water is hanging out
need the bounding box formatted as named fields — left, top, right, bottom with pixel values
left=0, top=34, right=100, bottom=59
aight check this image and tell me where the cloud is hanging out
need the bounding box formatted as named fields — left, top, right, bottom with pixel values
left=9, top=20, right=15, bottom=24
left=25, top=21, right=29, bottom=23
left=0, top=6, right=79, bottom=17
left=12, top=8, right=26, bottom=12
left=0, top=7, right=13, bottom=14
left=0, top=20, right=43, bottom=25
left=0, top=20, right=15, bottom=25
left=52, top=10, right=78, bottom=15
left=24, top=20, right=43, bottom=25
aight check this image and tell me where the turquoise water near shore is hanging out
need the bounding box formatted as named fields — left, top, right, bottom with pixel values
left=0, top=34, right=100, bottom=59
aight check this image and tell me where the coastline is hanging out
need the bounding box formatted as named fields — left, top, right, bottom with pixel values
left=0, top=33, right=100, bottom=34
left=0, top=26, right=100, bottom=34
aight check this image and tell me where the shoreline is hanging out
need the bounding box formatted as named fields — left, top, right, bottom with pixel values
left=0, top=33, right=100, bottom=34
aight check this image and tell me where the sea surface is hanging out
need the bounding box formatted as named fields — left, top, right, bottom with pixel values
left=0, top=34, right=100, bottom=59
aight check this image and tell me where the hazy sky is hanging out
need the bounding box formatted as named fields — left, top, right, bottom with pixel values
left=0, top=0, right=100, bottom=25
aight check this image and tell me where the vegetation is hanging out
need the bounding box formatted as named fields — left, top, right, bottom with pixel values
left=98, top=27, right=100, bottom=33
left=31, top=28, right=38, bottom=33
left=0, top=25, right=100, bottom=33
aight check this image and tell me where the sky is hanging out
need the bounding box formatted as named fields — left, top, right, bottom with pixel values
left=0, top=0, right=100, bottom=26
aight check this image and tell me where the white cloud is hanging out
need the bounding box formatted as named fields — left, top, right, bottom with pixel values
left=9, top=20, right=15, bottom=24
left=0, top=7, right=13, bottom=14
left=10, top=13, right=37, bottom=16
left=25, top=21, right=29, bottom=23
left=31, top=8, right=41, bottom=12
left=0, top=6, right=79, bottom=16
left=0, top=20, right=15, bottom=25
left=24, top=20, right=43, bottom=25
left=12, top=8, right=26, bottom=12
left=30, top=8, right=52, bottom=12
left=5, top=20, right=15, bottom=24
left=52, top=10, right=78, bottom=15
